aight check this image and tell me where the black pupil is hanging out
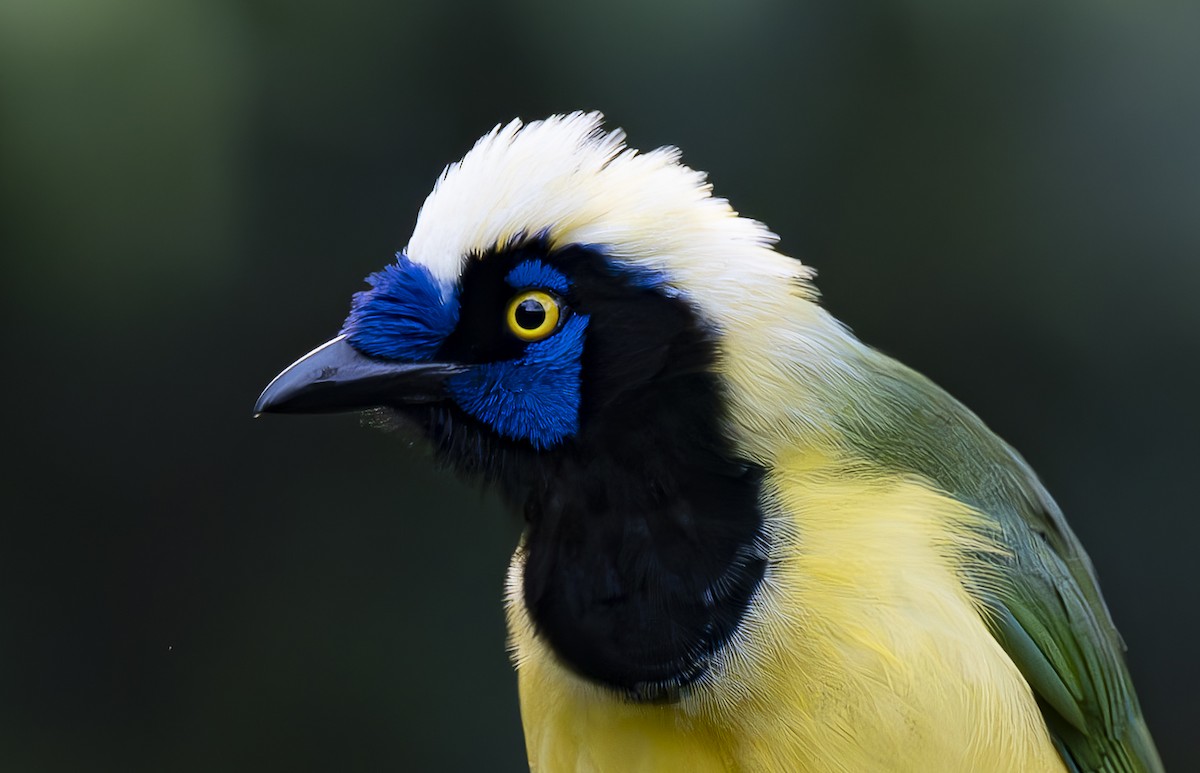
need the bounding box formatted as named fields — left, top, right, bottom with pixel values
left=515, top=298, right=547, bottom=330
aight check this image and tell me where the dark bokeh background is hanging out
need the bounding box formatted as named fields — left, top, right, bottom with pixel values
left=2, top=1, right=1197, bottom=770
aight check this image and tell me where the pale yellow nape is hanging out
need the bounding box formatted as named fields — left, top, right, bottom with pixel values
left=506, top=450, right=1068, bottom=773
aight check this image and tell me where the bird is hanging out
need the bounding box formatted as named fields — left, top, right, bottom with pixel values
left=255, top=112, right=1162, bottom=772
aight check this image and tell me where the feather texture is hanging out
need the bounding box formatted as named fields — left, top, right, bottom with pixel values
left=393, top=113, right=1163, bottom=772
left=509, top=449, right=1065, bottom=771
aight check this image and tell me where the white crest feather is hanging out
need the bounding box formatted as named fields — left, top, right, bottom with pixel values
left=404, top=111, right=871, bottom=462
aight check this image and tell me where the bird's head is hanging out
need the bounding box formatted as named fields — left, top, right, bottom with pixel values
left=256, top=113, right=862, bottom=694
left=257, top=112, right=847, bottom=478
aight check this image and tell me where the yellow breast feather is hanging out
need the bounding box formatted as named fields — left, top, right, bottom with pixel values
left=507, top=449, right=1067, bottom=772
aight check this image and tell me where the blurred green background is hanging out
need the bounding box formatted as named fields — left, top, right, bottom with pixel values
left=2, top=0, right=1197, bottom=770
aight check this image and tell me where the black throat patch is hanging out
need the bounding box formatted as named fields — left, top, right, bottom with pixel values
left=394, top=241, right=768, bottom=699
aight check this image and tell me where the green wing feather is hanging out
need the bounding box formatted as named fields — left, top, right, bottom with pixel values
left=841, top=353, right=1163, bottom=773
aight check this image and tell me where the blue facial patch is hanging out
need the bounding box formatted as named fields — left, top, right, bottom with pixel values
left=505, top=261, right=570, bottom=293
left=605, top=260, right=674, bottom=294
left=341, top=253, right=459, bottom=361
left=447, top=313, right=589, bottom=449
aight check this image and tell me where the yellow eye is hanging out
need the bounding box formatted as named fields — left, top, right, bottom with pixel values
left=505, top=290, right=561, bottom=342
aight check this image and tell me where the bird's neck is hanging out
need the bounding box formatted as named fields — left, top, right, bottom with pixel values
left=512, top=385, right=768, bottom=700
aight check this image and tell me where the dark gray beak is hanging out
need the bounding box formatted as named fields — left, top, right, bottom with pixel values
left=254, top=335, right=465, bottom=416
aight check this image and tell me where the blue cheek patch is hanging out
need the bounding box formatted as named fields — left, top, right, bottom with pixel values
left=341, top=253, right=459, bottom=361
left=447, top=314, right=589, bottom=449
left=505, top=261, right=570, bottom=293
